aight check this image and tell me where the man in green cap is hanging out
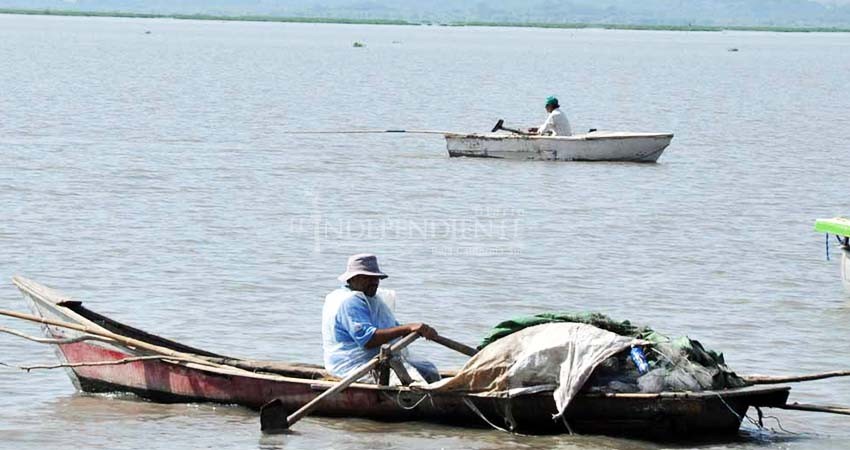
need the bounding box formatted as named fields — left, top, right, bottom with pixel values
left=529, top=96, right=572, bottom=136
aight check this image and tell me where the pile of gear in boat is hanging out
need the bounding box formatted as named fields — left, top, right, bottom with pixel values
left=424, top=312, right=747, bottom=419
left=480, top=312, right=747, bottom=394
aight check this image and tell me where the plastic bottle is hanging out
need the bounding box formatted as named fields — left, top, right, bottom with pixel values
left=630, top=347, right=649, bottom=374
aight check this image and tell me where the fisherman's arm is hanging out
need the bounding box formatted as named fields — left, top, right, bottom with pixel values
left=536, top=115, right=554, bottom=135
left=365, top=323, right=438, bottom=348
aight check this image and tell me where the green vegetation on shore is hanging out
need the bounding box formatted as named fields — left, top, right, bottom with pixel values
left=2, top=8, right=849, bottom=33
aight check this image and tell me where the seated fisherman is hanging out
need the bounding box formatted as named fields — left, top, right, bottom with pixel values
left=321, top=253, right=441, bottom=382
left=528, top=95, right=572, bottom=136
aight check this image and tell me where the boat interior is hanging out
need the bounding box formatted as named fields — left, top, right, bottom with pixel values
left=58, top=300, right=340, bottom=380
left=56, top=300, right=460, bottom=382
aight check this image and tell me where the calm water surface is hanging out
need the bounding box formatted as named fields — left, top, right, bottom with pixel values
left=1, top=13, right=850, bottom=450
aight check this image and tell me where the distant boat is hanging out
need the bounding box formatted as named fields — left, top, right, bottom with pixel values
left=445, top=131, right=674, bottom=162
left=815, top=217, right=850, bottom=291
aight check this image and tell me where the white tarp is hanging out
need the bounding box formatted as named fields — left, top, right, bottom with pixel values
left=426, top=323, right=641, bottom=417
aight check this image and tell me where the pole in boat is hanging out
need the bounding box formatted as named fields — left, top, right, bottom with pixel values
left=279, top=129, right=458, bottom=135
left=744, top=370, right=850, bottom=384
left=260, top=332, right=420, bottom=433
left=777, top=402, right=850, bottom=416
left=0, top=308, right=222, bottom=369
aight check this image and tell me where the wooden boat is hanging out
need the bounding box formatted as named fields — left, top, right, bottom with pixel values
left=815, top=217, right=850, bottom=291
left=444, top=131, right=673, bottom=162
left=12, top=276, right=789, bottom=440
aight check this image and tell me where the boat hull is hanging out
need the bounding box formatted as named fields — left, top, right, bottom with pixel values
left=12, top=276, right=788, bottom=440
left=445, top=132, right=673, bottom=162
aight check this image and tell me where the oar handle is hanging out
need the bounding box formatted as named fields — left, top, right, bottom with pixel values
left=262, top=332, right=421, bottom=432
left=430, top=335, right=477, bottom=357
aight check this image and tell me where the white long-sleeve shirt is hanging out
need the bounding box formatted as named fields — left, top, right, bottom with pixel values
left=538, top=109, right=572, bottom=136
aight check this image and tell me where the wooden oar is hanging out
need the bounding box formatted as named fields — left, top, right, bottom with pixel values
left=0, top=308, right=228, bottom=370
left=491, top=118, right=531, bottom=135
left=776, top=402, right=850, bottom=416
left=260, top=332, right=420, bottom=433
left=744, top=370, right=850, bottom=384
left=430, top=334, right=477, bottom=357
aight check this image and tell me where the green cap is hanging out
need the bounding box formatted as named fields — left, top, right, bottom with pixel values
left=545, top=96, right=559, bottom=107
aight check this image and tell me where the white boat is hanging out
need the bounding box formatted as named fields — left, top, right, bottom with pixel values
left=815, top=217, right=850, bottom=292
left=444, top=131, right=673, bottom=162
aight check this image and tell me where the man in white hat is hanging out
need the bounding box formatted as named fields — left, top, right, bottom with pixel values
left=321, top=254, right=440, bottom=382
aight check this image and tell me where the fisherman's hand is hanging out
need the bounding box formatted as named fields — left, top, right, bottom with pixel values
left=408, top=323, right=438, bottom=340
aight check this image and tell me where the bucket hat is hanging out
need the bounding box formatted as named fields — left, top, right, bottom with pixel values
left=338, top=253, right=388, bottom=282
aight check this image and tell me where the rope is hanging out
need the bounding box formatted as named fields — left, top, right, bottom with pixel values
left=712, top=392, right=744, bottom=424
left=825, top=233, right=829, bottom=261
left=395, top=391, right=431, bottom=410
left=378, top=388, right=435, bottom=411
left=501, top=398, right=518, bottom=431
left=560, top=415, right=574, bottom=435
left=759, top=414, right=798, bottom=434
left=462, top=398, right=514, bottom=433
left=742, top=411, right=764, bottom=429
left=461, top=397, right=536, bottom=436
left=714, top=392, right=780, bottom=434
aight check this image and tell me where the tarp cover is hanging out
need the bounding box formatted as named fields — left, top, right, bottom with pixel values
left=477, top=311, right=746, bottom=391
left=478, top=312, right=647, bottom=349
left=426, top=323, right=641, bottom=418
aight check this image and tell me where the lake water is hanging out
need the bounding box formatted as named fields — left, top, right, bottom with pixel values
left=1, top=13, right=850, bottom=450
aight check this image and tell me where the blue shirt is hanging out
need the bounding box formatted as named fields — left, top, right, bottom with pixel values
left=321, top=286, right=439, bottom=382
left=322, top=287, right=399, bottom=377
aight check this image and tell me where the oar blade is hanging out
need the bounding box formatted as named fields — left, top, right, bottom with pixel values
left=260, top=398, right=293, bottom=433
left=491, top=119, right=504, bottom=132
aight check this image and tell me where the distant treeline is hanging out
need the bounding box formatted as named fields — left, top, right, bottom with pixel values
left=0, top=8, right=413, bottom=25
left=2, top=8, right=850, bottom=32
left=450, top=20, right=850, bottom=33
